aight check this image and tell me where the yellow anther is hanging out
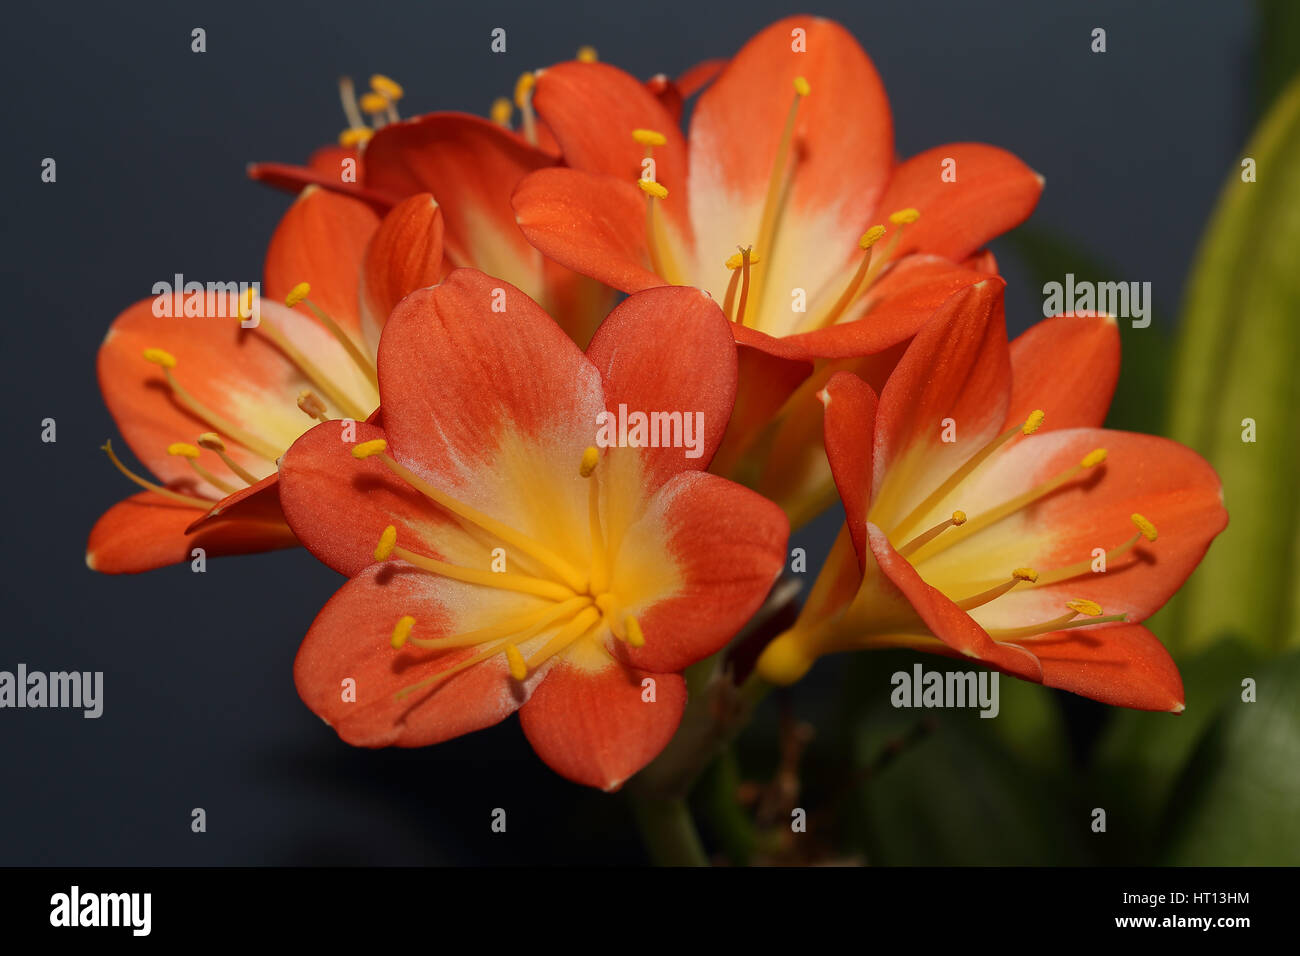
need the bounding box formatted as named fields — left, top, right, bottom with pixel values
left=142, top=347, right=177, bottom=369
left=374, top=524, right=397, bottom=561
left=505, top=643, right=528, bottom=680
left=793, top=75, right=810, bottom=97
left=625, top=616, right=646, bottom=648
left=1080, top=448, right=1108, bottom=468
left=859, top=225, right=887, bottom=249
left=490, top=97, right=513, bottom=126
left=339, top=127, right=374, bottom=148
left=580, top=445, right=599, bottom=478
left=951, top=510, right=968, bottom=526
left=576, top=45, right=598, bottom=63
left=370, top=74, right=404, bottom=100
left=513, top=72, right=536, bottom=108
left=1066, top=599, right=1104, bottom=617
left=352, top=438, right=389, bottom=459
left=285, top=282, right=311, bottom=309
left=632, top=128, right=667, bottom=147
left=638, top=178, right=668, bottom=200
left=359, top=91, right=388, bottom=114
left=1012, top=567, right=1039, bottom=583
left=1131, top=513, right=1158, bottom=542
left=1022, top=409, right=1046, bottom=435
left=390, top=615, right=415, bottom=649
left=196, top=432, right=225, bottom=451
left=725, top=250, right=762, bottom=269
left=888, top=207, right=920, bottom=225
left=167, top=442, right=200, bottom=459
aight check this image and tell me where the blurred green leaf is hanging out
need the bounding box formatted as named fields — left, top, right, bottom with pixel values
left=1004, top=228, right=1170, bottom=435
left=839, top=652, right=1086, bottom=865
left=1163, top=76, right=1300, bottom=655
left=1256, top=0, right=1300, bottom=118
left=1157, top=651, right=1300, bottom=864
left=1089, top=638, right=1261, bottom=862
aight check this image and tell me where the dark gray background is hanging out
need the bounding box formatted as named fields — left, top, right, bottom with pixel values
left=1, top=0, right=1249, bottom=864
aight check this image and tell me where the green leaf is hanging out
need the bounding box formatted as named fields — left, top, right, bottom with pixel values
left=1157, top=651, right=1300, bottom=864
left=1256, top=0, right=1300, bottom=119
left=1003, top=228, right=1170, bottom=435
left=840, top=652, right=1086, bottom=865
left=1089, top=638, right=1261, bottom=862
left=1163, top=76, right=1300, bottom=655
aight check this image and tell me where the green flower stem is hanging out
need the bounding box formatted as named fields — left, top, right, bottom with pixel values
left=628, top=791, right=709, bottom=867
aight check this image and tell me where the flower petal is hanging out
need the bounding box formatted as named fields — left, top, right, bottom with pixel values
left=358, top=192, right=445, bottom=354
left=870, top=279, right=1011, bottom=527
left=294, top=562, right=550, bottom=748
left=533, top=61, right=691, bottom=238
left=873, top=143, right=1043, bottom=262
left=585, top=286, right=737, bottom=489
left=512, top=167, right=664, bottom=294
left=377, top=269, right=604, bottom=482
left=821, top=371, right=879, bottom=565
left=263, top=185, right=379, bottom=339
left=622, top=471, right=788, bottom=674
left=916, top=428, right=1228, bottom=630
left=1005, top=313, right=1120, bottom=432
left=866, top=523, right=1043, bottom=681
left=519, top=660, right=686, bottom=791
left=86, top=491, right=295, bottom=574
left=1021, top=623, right=1184, bottom=712
left=363, top=113, right=554, bottom=303
left=688, top=16, right=893, bottom=317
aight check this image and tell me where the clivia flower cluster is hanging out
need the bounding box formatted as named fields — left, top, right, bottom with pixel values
left=89, top=16, right=1226, bottom=794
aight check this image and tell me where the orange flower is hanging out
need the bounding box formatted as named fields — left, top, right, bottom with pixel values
left=509, top=17, right=1042, bottom=520
left=88, top=188, right=441, bottom=573
left=279, top=270, right=788, bottom=790
left=755, top=280, right=1227, bottom=711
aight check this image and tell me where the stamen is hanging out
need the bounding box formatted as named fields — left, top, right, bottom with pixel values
left=101, top=440, right=212, bottom=509
left=908, top=443, right=1107, bottom=565
left=142, top=349, right=283, bottom=461
left=625, top=615, right=646, bottom=648
left=632, top=128, right=667, bottom=147
left=490, top=97, right=513, bottom=128
left=523, top=606, right=602, bottom=669
left=576, top=45, right=598, bottom=63
left=514, top=72, right=538, bottom=146
left=338, top=76, right=365, bottom=131
left=892, top=410, right=1046, bottom=542
left=505, top=643, right=528, bottom=680
left=375, top=524, right=397, bottom=561
left=370, top=75, right=404, bottom=102
left=168, top=442, right=237, bottom=495
left=1066, top=598, right=1103, bottom=616
left=237, top=307, right=371, bottom=421
left=800, top=225, right=888, bottom=332
left=389, top=542, right=576, bottom=602
left=359, top=92, right=388, bottom=115
left=750, top=76, right=810, bottom=320
left=954, top=567, right=1037, bottom=611
left=989, top=612, right=1128, bottom=642
left=287, top=282, right=380, bottom=389
left=639, top=179, right=683, bottom=285
left=353, top=440, right=589, bottom=593
left=897, top=510, right=967, bottom=558
left=339, top=127, right=373, bottom=148
left=721, top=247, right=759, bottom=321
left=196, top=432, right=259, bottom=486
left=390, top=615, right=415, bottom=649
left=408, top=598, right=589, bottom=651
left=297, top=390, right=329, bottom=422
left=1030, top=514, right=1158, bottom=587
